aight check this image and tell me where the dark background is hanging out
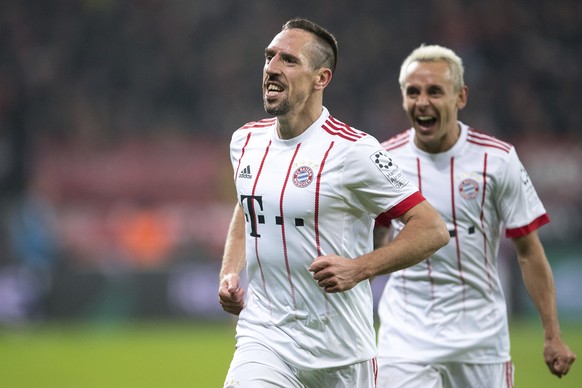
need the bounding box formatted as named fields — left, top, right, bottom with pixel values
left=0, top=0, right=580, bottom=324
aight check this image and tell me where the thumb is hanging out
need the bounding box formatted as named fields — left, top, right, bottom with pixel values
left=309, top=256, right=327, bottom=272
left=226, top=276, right=240, bottom=294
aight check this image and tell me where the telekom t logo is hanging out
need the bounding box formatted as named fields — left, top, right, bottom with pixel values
left=240, top=195, right=264, bottom=237
left=240, top=194, right=305, bottom=238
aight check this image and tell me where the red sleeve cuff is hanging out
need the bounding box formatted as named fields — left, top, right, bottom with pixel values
left=375, top=191, right=425, bottom=227
left=505, top=213, right=550, bottom=238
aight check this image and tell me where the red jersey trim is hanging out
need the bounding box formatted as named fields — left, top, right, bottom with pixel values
left=480, top=153, right=493, bottom=292
left=234, top=132, right=253, bottom=180
left=239, top=118, right=277, bottom=130
left=375, top=191, right=425, bottom=227
left=329, top=116, right=365, bottom=137
left=505, top=213, right=550, bottom=238
left=315, top=142, right=335, bottom=257
left=381, top=130, right=411, bottom=151
left=252, top=140, right=272, bottom=307
left=322, top=117, right=365, bottom=142
left=467, top=128, right=512, bottom=153
left=280, top=143, right=301, bottom=309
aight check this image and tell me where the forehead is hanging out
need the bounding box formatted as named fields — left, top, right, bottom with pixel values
left=403, top=61, right=453, bottom=86
left=267, top=28, right=313, bottom=55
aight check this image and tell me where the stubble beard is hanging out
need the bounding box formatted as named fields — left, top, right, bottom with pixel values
left=264, top=98, right=291, bottom=116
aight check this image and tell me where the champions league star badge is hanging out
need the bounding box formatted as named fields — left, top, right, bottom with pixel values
left=293, top=166, right=314, bottom=188
left=370, top=150, right=408, bottom=190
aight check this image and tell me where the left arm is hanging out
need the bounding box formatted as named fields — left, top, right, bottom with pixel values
left=309, top=199, right=449, bottom=292
left=513, top=231, right=576, bottom=378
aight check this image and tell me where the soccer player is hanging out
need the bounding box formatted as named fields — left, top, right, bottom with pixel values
left=375, top=44, right=576, bottom=387
left=218, top=19, right=450, bottom=387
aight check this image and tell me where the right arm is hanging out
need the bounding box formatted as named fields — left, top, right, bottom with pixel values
left=218, top=203, right=246, bottom=315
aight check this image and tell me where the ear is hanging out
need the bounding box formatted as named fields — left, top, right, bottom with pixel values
left=457, top=85, right=468, bottom=110
left=314, top=68, right=333, bottom=91
left=401, top=87, right=408, bottom=111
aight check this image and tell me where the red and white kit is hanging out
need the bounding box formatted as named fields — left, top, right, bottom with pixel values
left=377, top=122, right=549, bottom=364
left=230, top=107, right=423, bottom=369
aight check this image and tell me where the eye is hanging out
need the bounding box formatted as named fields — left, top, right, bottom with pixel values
left=406, top=87, right=419, bottom=97
left=281, top=54, right=297, bottom=64
left=264, top=49, right=275, bottom=64
left=428, top=86, right=444, bottom=97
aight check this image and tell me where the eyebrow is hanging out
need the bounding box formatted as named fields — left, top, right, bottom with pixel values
left=264, top=47, right=301, bottom=63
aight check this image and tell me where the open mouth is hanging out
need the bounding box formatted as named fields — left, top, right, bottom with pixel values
left=265, top=83, right=284, bottom=98
left=416, top=115, right=437, bottom=128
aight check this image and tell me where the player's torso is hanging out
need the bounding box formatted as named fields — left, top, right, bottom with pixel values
left=377, top=128, right=514, bottom=362
left=384, top=128, right=511, bottom=298
left=231, top=120, right=379, bottom=368
left=235, top=128, right=351, bottom=268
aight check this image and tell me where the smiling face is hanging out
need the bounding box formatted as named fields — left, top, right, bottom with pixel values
left=401, top=60, right=468, bottom=153
left=262, top=28, right=328, bottom=120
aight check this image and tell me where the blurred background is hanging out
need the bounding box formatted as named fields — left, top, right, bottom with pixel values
left=0, top=0, right=580, bottom=326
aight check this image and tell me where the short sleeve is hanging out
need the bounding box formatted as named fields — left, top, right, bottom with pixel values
left=342, top=136, right=423, bottom=220
left=496, top=148, right=549, bottom=238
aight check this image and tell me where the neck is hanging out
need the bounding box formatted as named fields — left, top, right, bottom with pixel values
left=416, top=122, right=461, bottom=153
left=277, top=106, right=323, bottom=140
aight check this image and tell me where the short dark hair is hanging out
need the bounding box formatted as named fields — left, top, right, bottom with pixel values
left=282, top=18, right=338, bottom=73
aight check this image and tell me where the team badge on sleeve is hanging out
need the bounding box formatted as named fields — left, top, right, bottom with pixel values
left=370, top=150, right=408, bottom=190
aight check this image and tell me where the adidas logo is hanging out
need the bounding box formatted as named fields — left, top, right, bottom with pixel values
left=238, top=165, right=252, bottom=179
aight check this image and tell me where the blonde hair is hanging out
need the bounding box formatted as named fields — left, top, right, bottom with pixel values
left=399, top=44, right=465, bottom=91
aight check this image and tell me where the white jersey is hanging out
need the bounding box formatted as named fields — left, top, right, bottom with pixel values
left=230, top=107, right=424, bottom=369
left=377, top=122, right=549, bottom=364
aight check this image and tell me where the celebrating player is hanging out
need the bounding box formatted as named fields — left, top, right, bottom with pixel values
left=375, top=44, right=576, bottom=387
left=218, top=19, right=449, bottom=387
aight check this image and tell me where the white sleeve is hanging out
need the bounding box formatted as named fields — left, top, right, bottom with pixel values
left=496, top=147, right=548, bottom=234
left=342, top=136, right=420, bottom=217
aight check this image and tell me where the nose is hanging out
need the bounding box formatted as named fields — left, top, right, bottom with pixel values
left=416, top=92, right=429, bottom=107
left=265, top=55, right=281, bottom=76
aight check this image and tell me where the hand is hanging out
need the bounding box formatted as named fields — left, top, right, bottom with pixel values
left=218, top=273, right=245, bottom=315
left=309, top=254, right=362, bottom=293
left=544, top=337, right=576, bottom=378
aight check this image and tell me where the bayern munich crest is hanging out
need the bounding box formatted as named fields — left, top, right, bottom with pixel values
left=459, top=178, right=480, bottom=199
left=292, top=166, right=314, bottom=188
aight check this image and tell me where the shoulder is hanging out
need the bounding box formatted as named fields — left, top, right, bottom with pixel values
left=236, top=117, right=276, bottom=133
left=321, top=115, right=370, bottom=143
left=462, top=127, right=523, bottom=181
left=380, top=129, right=413, bottom=152
left=231, top=117, right=276, bottom=142
left=465, top=127, right=514, bottom=157
left=319, top=116, right=389, bottom=167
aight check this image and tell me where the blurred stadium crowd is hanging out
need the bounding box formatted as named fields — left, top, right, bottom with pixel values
left=0, top=0, right=580, bottom=322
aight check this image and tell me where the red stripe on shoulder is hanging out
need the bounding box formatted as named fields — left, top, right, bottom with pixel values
left=323, top=116, right=366, bottom=142
left=328, top=116, right=365, bottom=137
left=381, top=130, right=411, bottom=151
left=505, top=213, right=550, bottom=238
left=239, top=118, right=277, bottom=130
left=467, top=128, right=512, bottom=153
